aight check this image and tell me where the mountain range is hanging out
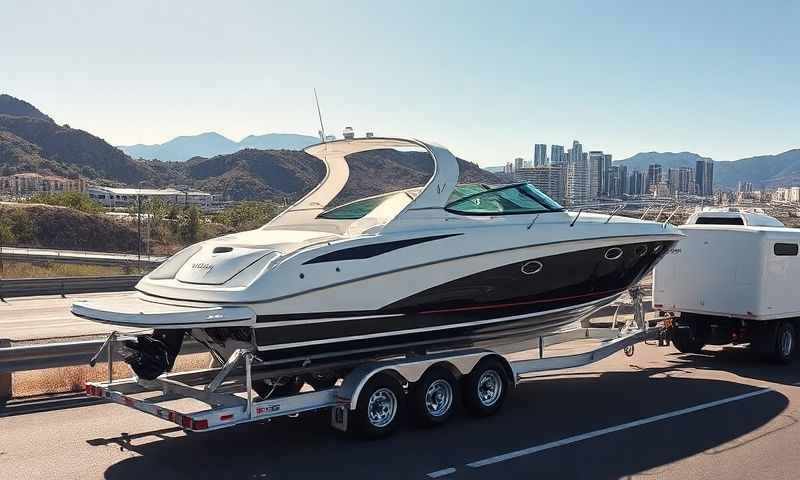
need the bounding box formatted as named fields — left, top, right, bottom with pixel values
left=615, top=150, right=800, bottom=189
left=0, top=94, right=498, bottom=202
left=119, top=132, right=320, bottom=161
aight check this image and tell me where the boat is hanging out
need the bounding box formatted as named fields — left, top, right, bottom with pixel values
left=72, top=136, right=682, bottom=386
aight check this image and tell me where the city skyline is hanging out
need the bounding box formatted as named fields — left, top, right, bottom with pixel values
left=1, top=1, right=798, bottom=166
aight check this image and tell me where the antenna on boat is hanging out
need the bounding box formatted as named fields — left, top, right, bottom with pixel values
left=314, top=88, right=327, bottom=143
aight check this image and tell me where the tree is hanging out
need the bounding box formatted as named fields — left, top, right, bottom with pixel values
left=0, top=216, right=15, bottom=244
left=213, top=201, right=281, bottom=232
left=144, top=198, right=169, bottom=240
left=179, top=205, right=202, bottom=242
left=28, top=191, right=104, bottom=214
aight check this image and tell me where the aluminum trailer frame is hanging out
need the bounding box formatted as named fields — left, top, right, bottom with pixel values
left=85, top=288, right=657, bottom=435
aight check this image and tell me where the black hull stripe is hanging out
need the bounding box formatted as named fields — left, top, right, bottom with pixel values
left=302, top=234, right=461, bottom=264
left=252, top=302, right=601, bottom=363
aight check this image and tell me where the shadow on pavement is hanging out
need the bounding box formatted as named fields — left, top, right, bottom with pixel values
left=662, top=345, right=800, bottom=387
left=92, top=366, right=789, bottom=480
left=0, top=392, right=102, bottom=418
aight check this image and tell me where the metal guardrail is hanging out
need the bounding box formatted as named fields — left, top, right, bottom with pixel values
left=0, top=336, right=207, bottom=399
left=0, top=337, right=206, bottom=374
left=0, top=275, right=142, bottom=299
left=0, top=246, right=166, bottom=267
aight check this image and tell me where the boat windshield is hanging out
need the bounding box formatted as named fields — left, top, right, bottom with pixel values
left=317, top=190, right=420, bottom=220
left=318, top=184, right=495, bottom=220
left=445, top=183, right=564, bottom=215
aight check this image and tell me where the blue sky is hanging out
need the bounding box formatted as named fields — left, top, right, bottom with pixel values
left=1, top=0, right=797, bottom=166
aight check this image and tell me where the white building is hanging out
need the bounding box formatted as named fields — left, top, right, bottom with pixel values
left=565, top=150, right=590, bottom=206
left=515, top=165, right=566, bottom=205
left=87, top=186, right=213, bottom=210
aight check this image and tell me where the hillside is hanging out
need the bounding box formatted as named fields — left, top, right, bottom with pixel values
left=615, top=152, right=711, bottom=171
left=0, top=94, right=53, bottom=122
left=185, top=148, right=500, bottom=203
left=714, top=149, right=800, bottom=189
left=119, top=132, right=319, bottom=161
left=0, top=94, right=157, bottom=183
left=616, top=149, right=800, bottom=189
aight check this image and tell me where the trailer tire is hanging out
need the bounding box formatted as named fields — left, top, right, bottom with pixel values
left=352, top=372, right=405, bottom=439
left=770, top=321, right=796, bottom=365
left=410, top=366, right=458, bottom=427
left=463, top=358, right=509, bottom=417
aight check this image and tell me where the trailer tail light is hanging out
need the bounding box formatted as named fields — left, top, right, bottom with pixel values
left=85, top=384, right=93, bottom=395
left=193, top=419, right=209, bottom=430
left=180, top=415, right=192, bottom=429
left=220, top=414, right=234, bottom=422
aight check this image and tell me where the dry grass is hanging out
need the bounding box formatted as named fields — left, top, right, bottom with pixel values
left=11, top=352, right=212, bottom=398
left=0, top=261, right=127, bottom=279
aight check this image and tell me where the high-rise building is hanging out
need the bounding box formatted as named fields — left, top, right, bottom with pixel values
left=678, top=167, right=694, bottom=194
left=646, top=164, right=662, bottom=193
left=550, top=145, right=564, bottom=166
left=515, top=165, right=566, bottom=205
left=618, top=165, right=628, bottom=197
left=569, top=140, right=583, bottom=165
left=601, top=154, right=613, bottom=195
left=667, top=168, right=680, bottom=194
left=588, top=151, right=605, bottom=199
left=514, top=157, right=524, bottom=172
left=566, top=149, right=590, bottom=205
left=695, top=158, right=714, bottom=196
left=629, top=170, right=645, bottom=195
left=533, top=144, right=548, bottom=166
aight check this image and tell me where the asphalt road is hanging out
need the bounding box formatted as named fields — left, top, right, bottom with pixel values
left=2, top=342, right=800, bottom=480
left=0, top=292, right=141, bottom=341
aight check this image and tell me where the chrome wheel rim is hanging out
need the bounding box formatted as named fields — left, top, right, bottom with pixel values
left=781, top=329, right=793, bottom=357
left=477, top=370, right=502, bottom=407
left=425, top=379, right=454, bottom=417
left=367, top=387, right=397, bottom=428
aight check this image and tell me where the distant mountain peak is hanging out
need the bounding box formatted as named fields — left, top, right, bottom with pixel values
left=0, top=94, right=54, bottom=122
left=118, top=132, right=319, bottom=161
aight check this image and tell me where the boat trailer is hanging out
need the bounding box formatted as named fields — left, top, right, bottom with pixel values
left=85, top=288, right=660, bottom=437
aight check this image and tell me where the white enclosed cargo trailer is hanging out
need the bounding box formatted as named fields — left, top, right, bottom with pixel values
left=653, top=208, right=800, bottom=362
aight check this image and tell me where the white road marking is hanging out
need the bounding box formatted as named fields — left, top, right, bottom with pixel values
left=426, top=467, right=456, bottom=478
left=466, top=388, right=772, bottom=468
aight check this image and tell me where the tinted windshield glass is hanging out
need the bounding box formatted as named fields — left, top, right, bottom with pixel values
left=317, top=190, right=418, bottom=220
left=446, top=183, right=563, bottom=215
left=447, top=184, right=490, bottom=202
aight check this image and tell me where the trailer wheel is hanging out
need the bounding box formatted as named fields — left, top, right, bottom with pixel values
left=463, top=358, right=509, bottom=417
left=410, top=366, right=458, bottom=427
left=352, top=372, right=405, bottom=439
left=771, top=321, right=796, bottom=364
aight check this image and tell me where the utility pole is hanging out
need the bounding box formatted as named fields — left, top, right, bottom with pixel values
left=137, top=193, right=142, bottom=273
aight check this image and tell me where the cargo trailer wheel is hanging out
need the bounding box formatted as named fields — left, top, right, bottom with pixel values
left=771, top=321, right=796, bottom=364
left=411, top=366, right=458, bottom=427
left=352, top=372, right=405, bottom=439
left=463, top=359, right=509, bottom=417
left=672, top=317, right=705, bottom=354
